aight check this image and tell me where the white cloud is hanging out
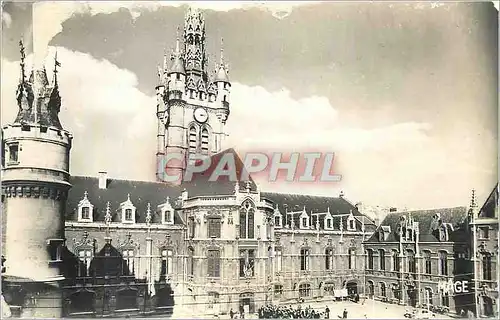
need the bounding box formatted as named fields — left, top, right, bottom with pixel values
left=2, top=11, right=12, bottom=28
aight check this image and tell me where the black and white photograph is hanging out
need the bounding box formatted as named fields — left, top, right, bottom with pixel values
left=1, top=1, right=499, bottom=319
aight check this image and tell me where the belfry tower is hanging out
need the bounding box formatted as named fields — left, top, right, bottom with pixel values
left=1, top=42, right=72, bottom=317
left=156, top=7, right=231, bottom=182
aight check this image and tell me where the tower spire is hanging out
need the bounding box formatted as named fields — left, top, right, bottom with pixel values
left=53, top=49, right=61, bottom=87
left=19, top=39, right=26, bottom=84
left=220, top=37, right=224, bottom=65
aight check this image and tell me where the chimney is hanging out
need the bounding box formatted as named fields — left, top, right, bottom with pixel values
left=389, top=207, right=397, bottom=212
left=98, top=171, right=108, bottom=189
left=339, top=190, right=345, bottom=198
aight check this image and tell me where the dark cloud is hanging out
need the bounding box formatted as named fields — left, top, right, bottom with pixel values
left=2, top=2, right=33, bottom=59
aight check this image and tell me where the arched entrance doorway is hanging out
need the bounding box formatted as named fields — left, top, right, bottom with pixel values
left=156, top=285, right=174, bottom=316
left=345, top=281, right=358, bottom=295
left=115, top=288, right=138, bottom=311
left=239, top=292, right=255, bottom=314
left=68, top=289, right=96, bottom=314
left=483, top=296, right=494, bottom=317
left=407, top=288, right=417, bottom=307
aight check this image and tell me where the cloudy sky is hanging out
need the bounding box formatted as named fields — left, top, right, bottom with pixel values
left=1, top=1, right=498, bottom=209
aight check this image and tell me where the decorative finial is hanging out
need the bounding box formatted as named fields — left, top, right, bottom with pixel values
left=104, top=201, right=112, bottom=225
left=145, top=203, right=152, bottom=226
left=19, top=39, right=26, bottom=83
left=127, top=193, right=131, bottom=201
left=83, top=191, right=88, bottom=200
left=53, top=49, right=61, bottom=86
left=470, top=189, right=477, bottom=209
left=166, top=196, right=170, bottom=203
left=220, top=37, right=224, bottom=65
left=327, top=207, right=330, bottom=214
left=234, top=181, right=239, bottom=194
left=245, top=181, right=251, bottom=193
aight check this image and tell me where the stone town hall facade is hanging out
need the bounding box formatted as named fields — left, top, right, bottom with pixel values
left=1, top=7, right=497, bottom=319
left=1, top=7, right=378, bottom=318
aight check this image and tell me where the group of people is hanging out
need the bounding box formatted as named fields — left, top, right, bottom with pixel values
left=257, top=304, right=324, bottom=319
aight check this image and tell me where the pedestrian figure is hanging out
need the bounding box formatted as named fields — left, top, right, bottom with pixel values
left=342, top=308, right=348, bottom=319
left=325, top=306, right=330, bottom=319
left=230, top=308, right=234, bottom=319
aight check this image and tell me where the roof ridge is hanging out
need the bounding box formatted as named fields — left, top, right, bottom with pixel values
left=71, top=175, right=180, bottom=187
left=261, top=191, right=342, bottom=200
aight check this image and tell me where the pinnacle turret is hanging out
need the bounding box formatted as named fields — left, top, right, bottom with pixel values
left=214, top=38, right=230, bottom=83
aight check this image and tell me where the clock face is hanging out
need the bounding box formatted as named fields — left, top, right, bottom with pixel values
left=194, top=107, right=208, bottom=123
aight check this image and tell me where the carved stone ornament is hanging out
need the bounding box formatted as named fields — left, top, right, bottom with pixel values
left=118, top=232, right=140, bottom=250
left=157, top=233, right=173, bottom=248
left=228, top=211, right=234, bottom=224
left=73, top=231, right=95, bottom=251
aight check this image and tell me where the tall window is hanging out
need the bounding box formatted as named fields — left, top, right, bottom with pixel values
left=275, top=216, right=281, bottom=227
left=201, top=128, right=209, bottom=155
left=187, top=247, right=194, bottom=276
left=379, top=249, right=386, bottom=271
left=188, top=126, right=197, bottom=159
left=482, top=253, right=492, bottom=280
left=326, top=219, right=332, bottom=229
left=239, top=249, right=255, bottom=277
left=441, top=292, right=449, bottom=307
left=439, top=251, right=448, bottom=276
left=325, top=248, right=334, bottom=270
left=122, top=249, right=134, bottom=275
left=480, top=227, right=489, bottom=239
left=125, top=209, right=133, bottom=221
left=8, top=143, right=18, bottom=163
left=367, top=249, right=374, bottom=270
left=367, top=281, right=374, bottom=297
left=423, top=251, right=432, bottom=274
left=208, top=218, right=221, bottom=238
left=239, top=200, right=255, bottom=239
left=299, top=284, right=311, bottom=297
left=164, top=210, right=173, bottom=224
left=300, top=248, right=310, bottom=271
left=207, top=249, right=220, bottom=277
left=82, top=207, right=90, bottom=220
left=189, top=217, right=195, bottom=238
left=78, top=249, right=92, bottom=276
left=425, top=288, right=433, bottom=306
left=348, top=249, right=356, bottom=270
left=160, top=249, right=173, bottom=276
left=275, top=248, right=282, bottom=272
left=407, top=250, right=416, bottom=274
left=380, top=283, right=386, bottom=298
left=392, top=250, right=400, bottom=272
left=274, top=285, right=283, bottom=298
left=302, top=217, right=308, bottom=228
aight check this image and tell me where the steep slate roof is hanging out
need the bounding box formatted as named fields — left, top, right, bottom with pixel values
left=66, top=176, right=182, bottom=224
left=262, top=192, right=376, bottom=230
left=181, top=148, right=258, bottom=197
left=478, top=184, right=498, bottom=219
left=66, top=149, right=375, bottom=229
left=365, top=206, right=468, bottom=243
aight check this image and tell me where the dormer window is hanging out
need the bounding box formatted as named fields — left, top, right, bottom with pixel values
left=325, top=218, right=332, bottom=230
left=302, top=217, right=308, bottom=228
left=347, top=213, right=356, bottom=231
left=274, top=215, right=282, bottom=228
left=77, top=191, right=94, bottom=222
left=120, top=194, right=136, bottom=224
left=159, top=197, right=175, bottom=225
left=125, top=209, right=133, bottom=221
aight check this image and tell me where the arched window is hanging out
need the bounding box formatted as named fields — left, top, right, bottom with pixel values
left=392, top=250, right=400, bottom=272
left=423, top=250, right=432, bottom=274
left=300, top=248, right=310, bottom=271
left=425, top=288, right=433, bottom=306
left=379, top=249, right=386, bottom=271
left=187, top=247, right=194, bottom=277
left=407, top=250, right=416, bottom=274
left=160, top=248, right=174, bottom=278
left=239, top=200, right=255, bottom=239
left=366, top=249, right=374, bottom=270
left=482, top=253, right=492, bottom=280
left=348, top=249, right=356, bottom=270
left=367, top=281, right=374, bottom=298
left=380, top=282, right=387, bottom=298
left=439, top=251, right=448, bottom=276
left=207, top=249, right=220, bottom=278
left=188, top=126, right=198, bottom=159
left=275, top=247, right=282, bottom=272
left=201, top=127, right=209, bottom=155
left=325, top=248, right=334, bottom=270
